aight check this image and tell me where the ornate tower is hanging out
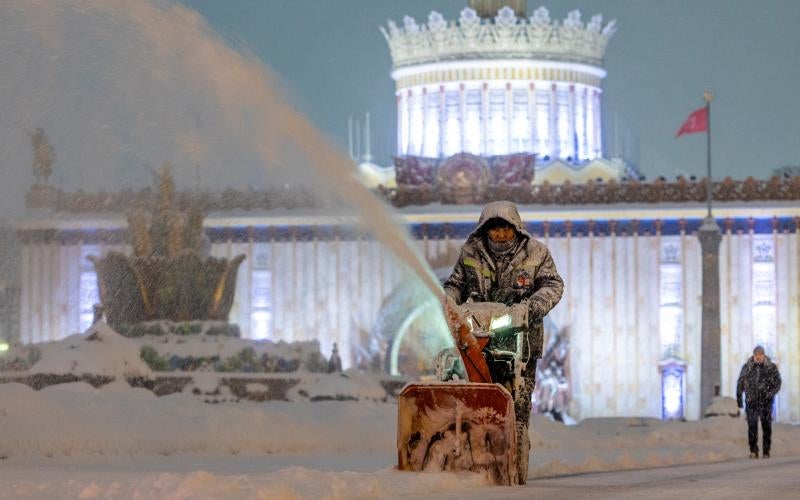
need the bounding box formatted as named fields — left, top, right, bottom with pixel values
left=381, top=5, right=616, bottom=163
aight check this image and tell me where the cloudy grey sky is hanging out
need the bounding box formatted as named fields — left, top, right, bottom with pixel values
left=181, top=0, right=800, bottom=180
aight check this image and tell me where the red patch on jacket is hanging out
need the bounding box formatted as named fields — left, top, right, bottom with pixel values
left=515, top=272, right=532, bottom=288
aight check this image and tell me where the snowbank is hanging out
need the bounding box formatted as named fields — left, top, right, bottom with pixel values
left=0, top=321, right=326, bottom=376
left=526, top=414, right=800, bottom=478
left=704, top=395, right=740, bottom=418
left=6, top=466, right=492, bottom=500
left=287, top=370, right=390, bottom=401
left=28, top=323, right=151, bottom=378
left=0, top=382, right=393, bottom=457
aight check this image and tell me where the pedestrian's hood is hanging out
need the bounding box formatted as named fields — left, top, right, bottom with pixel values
left=467, top=201, right=532, bottom=241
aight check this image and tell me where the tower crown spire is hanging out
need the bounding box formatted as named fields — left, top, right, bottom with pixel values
left=381, top=6, right=616, bottom=69
left=469, top=0, right=526, bottom=18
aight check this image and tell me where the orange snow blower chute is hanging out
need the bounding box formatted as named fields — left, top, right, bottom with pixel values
left=396, top=298, right=526, bottom=485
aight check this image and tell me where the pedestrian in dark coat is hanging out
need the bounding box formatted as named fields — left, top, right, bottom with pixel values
left=444, top=201, right=564, bottom=484
left=736, top=345, right=782, bottom=458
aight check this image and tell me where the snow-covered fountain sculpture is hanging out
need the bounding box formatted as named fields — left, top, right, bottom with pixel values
left=89, top=166, right=245, bottom=337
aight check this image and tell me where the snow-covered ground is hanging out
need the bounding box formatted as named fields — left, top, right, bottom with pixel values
left=5, top=453, right=800, bottom=499
left=2, top=381, right=800, bottom=498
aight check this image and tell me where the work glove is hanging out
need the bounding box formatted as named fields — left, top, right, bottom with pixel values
left=527, top=297, right=549, bottom=321
left=510, top=302, right=529, bottom=325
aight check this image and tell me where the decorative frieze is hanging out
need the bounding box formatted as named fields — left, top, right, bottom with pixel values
left=381, top=176, right=800, bottom=207
left=26, top=176, right=800, bottom=214
left=16, top=217, right=800, bottom=247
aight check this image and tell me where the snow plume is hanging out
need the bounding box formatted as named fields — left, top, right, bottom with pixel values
left=0, top=0, right=444, bottom=315
left=0, top=0, right=284, bottom=204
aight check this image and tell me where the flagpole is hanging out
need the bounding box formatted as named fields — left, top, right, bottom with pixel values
left=698, top=89, right=721, bottom=414
left=704, top=91, right=713, bottom=218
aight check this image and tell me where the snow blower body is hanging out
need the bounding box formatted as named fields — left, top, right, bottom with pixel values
left=397, top=300, right=529, bottom=485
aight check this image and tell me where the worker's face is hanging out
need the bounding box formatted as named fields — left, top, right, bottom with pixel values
left=754, top=352, right=765, bottom=364
left=487, top=225, right=516, bottom=243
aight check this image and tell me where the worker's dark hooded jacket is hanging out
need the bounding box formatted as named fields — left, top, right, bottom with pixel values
left=443, top=201, right=564, bottom=369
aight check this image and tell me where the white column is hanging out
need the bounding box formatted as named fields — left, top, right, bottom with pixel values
left=459, top=83, right=467, bottom=153
left=581, top=87, right=589, bottom=160
left=568, top=85, right=577, bottom=160
left=720, top=230, right=733, bottom=399
left=407, top=89, right=415, bottom=155
left=19, top=244, right=30, bottom=344
left=550, top=83, right=559, bottom=159
left=43, top=243, right=55, bottom=341
left=683, top=235, right=703, bottom=419
left=31, top=245, right=42, bottom=343
left=439, top=85, right=446, bottom=158
left=56, top=244, right=68, bottom=339
left=421, top=87, right=429, bottom=156
left=528, top=83, right=536, bottom=155
left=593, top=90, right=603, bottom=158
left=570, top=234, right=592, bottom=418
left=775, top=231, right=790, bottom=421
left=232, top=241, right=251, bottom=339
left=739, top=232, right=754, bottom=367
left=52, top=245, right=62, bottom=338
left=397, top=93, right=405, bottom=155
left=481, top=82, right=489, bottom=155
left=505, top=82, right=513, bottom=154
left=786, top=231, right=800, bottom=422
left=67, top=244, right=80, bottom=335
left=290, top=232, right=299, bottom=341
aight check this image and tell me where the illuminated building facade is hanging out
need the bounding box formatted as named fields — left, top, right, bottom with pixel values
left=5, top=2, right=800, bottom=424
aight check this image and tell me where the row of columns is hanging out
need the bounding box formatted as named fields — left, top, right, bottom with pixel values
left=397, top=82, right=602, bottom=160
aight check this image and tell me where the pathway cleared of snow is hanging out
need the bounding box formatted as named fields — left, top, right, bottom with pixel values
left=2, top=455, right=799, bottom=499
left=427, top=456, right=800, bottom=500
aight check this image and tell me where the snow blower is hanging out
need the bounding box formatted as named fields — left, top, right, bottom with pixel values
left=397, top=299, right=529, bottom=485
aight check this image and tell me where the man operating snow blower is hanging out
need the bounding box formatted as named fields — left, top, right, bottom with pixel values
left=443, top=201, right=563, bottom=484
left=396, top=201, right=563, bottom=486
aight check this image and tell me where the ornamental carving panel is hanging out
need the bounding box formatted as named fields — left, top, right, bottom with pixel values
left=437, top=153, right=491, bottom=204
left=660, top=240, right=681, bottom=264
left=394, top=156, right=437, bottom=186
left=492, top=153, right=535, bottom=186
left=752, top=237, right=774, bottom=263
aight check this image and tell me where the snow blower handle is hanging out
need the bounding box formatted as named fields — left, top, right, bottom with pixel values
left=444, top=296, right=493, bottom=383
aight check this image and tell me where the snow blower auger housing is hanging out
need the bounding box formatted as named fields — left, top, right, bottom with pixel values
left=397, top=301, right=529, bottom=486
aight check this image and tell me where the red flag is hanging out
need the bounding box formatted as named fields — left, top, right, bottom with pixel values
left=676, top=106, right=708, bottom=137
